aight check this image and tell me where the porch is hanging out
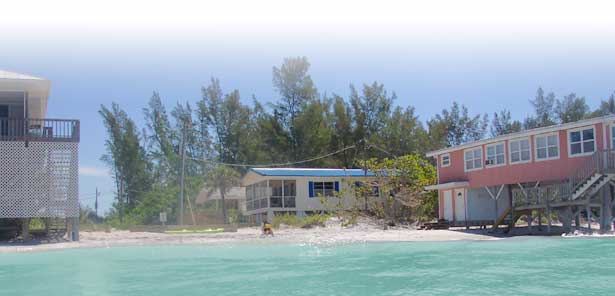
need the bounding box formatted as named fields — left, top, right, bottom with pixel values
left=245, top=180, right=297, bottom=213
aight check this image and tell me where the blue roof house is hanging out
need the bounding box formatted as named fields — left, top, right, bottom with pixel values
left=241, top=168, right=377, bottom=223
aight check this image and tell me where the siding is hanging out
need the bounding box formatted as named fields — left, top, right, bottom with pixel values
left=438, top=123, right=605, bottom=188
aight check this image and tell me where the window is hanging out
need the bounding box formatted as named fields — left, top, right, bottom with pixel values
left=569, top=127, right=595, bottom=156
left=464, top=147, right=482, bottom=171
left=611, top=125, right=615, bottom=149
left=441, top=154, right=450, bottom=167
left=535, top=134, right=559, bottom=160
left=510, top=138, right=531, bottom=164
left=485, top=142, right=505, bottom=166
left=309, top=181, right=339, bottom=197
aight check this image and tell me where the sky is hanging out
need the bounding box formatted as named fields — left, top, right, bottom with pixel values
left=2, top=0, right=615, bottom=214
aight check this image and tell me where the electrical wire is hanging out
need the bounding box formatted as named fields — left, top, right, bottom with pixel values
left=187, top=144, right=358, bottom=168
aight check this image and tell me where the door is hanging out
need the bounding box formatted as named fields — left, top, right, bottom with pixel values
left=0, top=105, right=8, bottom=137
left=454, top=189, right=466, bottom=222
left=442, top=190, right=453, bottom=221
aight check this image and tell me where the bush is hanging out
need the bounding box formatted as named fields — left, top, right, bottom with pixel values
left=272, top=213, right=333, bottom=228
left=301, top=213, right=332, bottom=228
left=272, top=214, right=302, bottom=228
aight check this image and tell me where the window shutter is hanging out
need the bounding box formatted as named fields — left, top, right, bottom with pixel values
left=308, top=181, right=314, bottom=198
left=334, top=181, right=340, bottom=192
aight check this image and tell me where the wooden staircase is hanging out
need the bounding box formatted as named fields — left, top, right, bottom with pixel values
left=514, top=150, right=615, bottom=210
left=491, top=207, right=511, bottom=231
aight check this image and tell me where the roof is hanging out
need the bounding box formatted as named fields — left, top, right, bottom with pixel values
left=249, top=168, right=376, bottom=177
left=0, top=70, right=45, bottom=81
left=195, top=186, right=245, bottom=204
left=426, top=115, right=615, bottom=157
left=425, top=181, right=469, bottom=191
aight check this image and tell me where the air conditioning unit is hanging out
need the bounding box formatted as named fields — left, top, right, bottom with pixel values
left=485, top=159, right=494, bottom=165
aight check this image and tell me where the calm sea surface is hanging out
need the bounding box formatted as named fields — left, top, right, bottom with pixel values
left=0, top=238, right=613, bottom=295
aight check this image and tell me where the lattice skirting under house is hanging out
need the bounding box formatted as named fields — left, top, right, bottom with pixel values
left=0, top=141, right=79, bottom=218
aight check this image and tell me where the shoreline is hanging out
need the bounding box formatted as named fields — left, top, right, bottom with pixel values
left=2, top=220, right=611, bottom=254
left=1, top=225, right=503, bottom=254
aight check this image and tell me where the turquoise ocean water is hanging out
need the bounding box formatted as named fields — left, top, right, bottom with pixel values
left=0, top=238, right=613, bottom=295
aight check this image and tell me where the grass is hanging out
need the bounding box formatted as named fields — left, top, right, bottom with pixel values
left=272, top=213, right=333, bottom=228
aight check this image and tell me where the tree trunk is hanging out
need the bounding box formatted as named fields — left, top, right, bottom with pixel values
left=221, top=190, right=227, bottom=224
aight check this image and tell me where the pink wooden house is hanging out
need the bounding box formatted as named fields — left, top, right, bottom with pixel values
left=425, top=115, right=615, bottom=233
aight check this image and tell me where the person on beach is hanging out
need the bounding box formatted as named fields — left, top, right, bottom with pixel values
left=263, top=221, right=274, bottom=236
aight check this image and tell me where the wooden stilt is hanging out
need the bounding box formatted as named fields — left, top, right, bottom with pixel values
left=587, top=205, right=592, bottom=234
left=546, top=206, right=552, bottom=233
left=21, top=218, right=30, bottom=241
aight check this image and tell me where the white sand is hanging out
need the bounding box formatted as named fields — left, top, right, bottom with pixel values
left=0, top=218, right=501, bottom=253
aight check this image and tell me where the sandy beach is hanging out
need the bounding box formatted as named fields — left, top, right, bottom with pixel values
left=0, top=218, right=506, bottom=253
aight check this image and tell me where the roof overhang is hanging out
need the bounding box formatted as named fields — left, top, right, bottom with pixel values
left=426, top=115, right=615, bottom=157
left=425, top=181, right=470, bottom=191
left=0, top=70, right=50, bottom=119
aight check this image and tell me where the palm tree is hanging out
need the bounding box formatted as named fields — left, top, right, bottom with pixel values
left=206, top=165, right=240, bottom=223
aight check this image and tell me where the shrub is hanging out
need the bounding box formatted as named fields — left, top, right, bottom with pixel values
left=272, top=214, right=302, bottom=228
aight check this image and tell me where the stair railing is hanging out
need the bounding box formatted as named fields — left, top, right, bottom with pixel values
left=569, top=149, right=615, bottom=192
left=570, top=150, right=600, bottom=192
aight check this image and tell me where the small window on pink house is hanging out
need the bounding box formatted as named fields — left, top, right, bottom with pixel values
left=441, top=154, right=450, bottom=167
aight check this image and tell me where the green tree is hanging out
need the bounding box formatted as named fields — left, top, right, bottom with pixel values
left=100, top=103, right=152, bottom=219
left=591, top=93, right=615, bottom=117
left=205, top=165, right=240, bottom=223
left=329, top=95, right=356, bottom=167
left=197, top=78, right=256, bottom=167
left=350, top=82, right=394, bottom=155
left=525, top=87, right=557, bottom=129
left=143, top=92, right=177, bottom=181
left=490, top=109, right=522, bottom=137
left=362, top=154, right=437, bottom=224
left=555, top=93, right=589, bottom=123
left=428, top=102, right=488, bottom=147
left=271, top=56, right=318, bottom=160
left=383, top=106, right=428, bottom=156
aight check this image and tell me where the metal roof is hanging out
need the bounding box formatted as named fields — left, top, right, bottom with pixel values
left=0, top=70, right=45, bottom=80
left=250, top=168, right=376, bottom=177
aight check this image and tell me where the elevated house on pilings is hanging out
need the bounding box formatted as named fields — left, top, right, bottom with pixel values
left=425, top=115, right=615, bottom=234
left=0, top=71, right=80, bottom=241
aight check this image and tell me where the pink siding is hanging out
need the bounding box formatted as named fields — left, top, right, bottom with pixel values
left=437, top=123, right=605, bottom=188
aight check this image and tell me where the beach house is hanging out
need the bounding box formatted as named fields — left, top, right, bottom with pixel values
left=426, top=115, right=615, bottom=233
left=0, top=70, right=80, bottom=240
left=242, top=168, right=377, bottom=223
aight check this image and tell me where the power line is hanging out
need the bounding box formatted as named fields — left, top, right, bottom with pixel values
left=187, top=144, right=358, bottom=168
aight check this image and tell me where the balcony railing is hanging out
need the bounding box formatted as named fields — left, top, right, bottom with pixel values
left=0, top=118, right=80, bottom=142
left=246, top=196, right=296, bottom=211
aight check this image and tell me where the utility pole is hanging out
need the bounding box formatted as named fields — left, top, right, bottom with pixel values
left=95, top=187, right=99, bottom=218
left=362, top=138, right=369, bottom=212
left=179, top=119, right=187, bottom=226
left=119, top=180, right=124, bottom=223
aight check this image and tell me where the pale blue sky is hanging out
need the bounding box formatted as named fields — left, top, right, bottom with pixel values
left=2, top=0, right=615, bottom=213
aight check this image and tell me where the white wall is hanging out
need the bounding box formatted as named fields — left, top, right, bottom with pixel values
left=244, top=175, right=366, bottom=214
left=466, top=186, right=510, bottom=221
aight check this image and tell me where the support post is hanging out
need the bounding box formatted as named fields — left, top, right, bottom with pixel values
left=21, top=218, right=30, bottom=241
left=601, top=186, right=612, bottom=232
left=546, top=206, right=552, bottom=233
left=68, top=217, right=79, bottom=241
left=561, top=206, right=573, bottom=234
left=587, top=205, right=592, bottom=234
left=575, top=210, right=581, bottom=231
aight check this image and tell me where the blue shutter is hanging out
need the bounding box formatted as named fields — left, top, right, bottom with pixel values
left=334, top=181, right=340, bottom=192
left=308, top=181, right=314, bottom=198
